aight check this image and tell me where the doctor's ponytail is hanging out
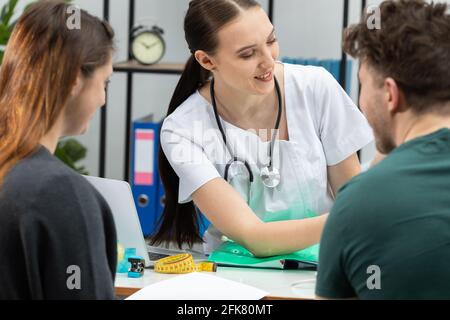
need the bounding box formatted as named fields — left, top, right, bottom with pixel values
left=151, top=55, right=210, bottom=248
left=152, top=0, right=260, bottom=248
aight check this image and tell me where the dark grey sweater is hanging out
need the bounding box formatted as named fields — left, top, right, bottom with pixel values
left=0, top=146, right=117, bottom=300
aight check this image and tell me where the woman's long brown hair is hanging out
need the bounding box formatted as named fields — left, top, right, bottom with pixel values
left=0, top=0, right=114, bottom=186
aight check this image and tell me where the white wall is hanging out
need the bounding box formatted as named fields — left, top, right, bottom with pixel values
left=2, top=0, right=448, bottom=178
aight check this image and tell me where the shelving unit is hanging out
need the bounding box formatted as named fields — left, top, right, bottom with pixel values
left=113, top=61, right=185, bottom=74
left=340, top=0, right=350, bottom=91
left=99, top=0, right=110, bottom=178
left=99, top=0, right=362, bottom=180
left=102, top=0, right=184, bottom=181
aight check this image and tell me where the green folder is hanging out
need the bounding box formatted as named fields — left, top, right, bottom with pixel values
left=208, top=241, right=319, bottom=270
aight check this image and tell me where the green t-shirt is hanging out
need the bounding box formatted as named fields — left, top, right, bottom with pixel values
left=316, top=128, right=450, bottom=299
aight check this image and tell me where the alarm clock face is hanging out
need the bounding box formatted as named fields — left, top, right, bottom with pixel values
left=132, top=32, right=165, bottom=65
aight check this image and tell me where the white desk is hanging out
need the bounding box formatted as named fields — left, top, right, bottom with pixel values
left=115, top=267, right=317, bottom=300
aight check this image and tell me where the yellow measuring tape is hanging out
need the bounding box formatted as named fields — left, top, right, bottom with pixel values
left=154, top=254, right=217, bottom=274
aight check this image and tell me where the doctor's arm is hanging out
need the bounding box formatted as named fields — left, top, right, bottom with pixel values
left=192, top=178, right=328, bottom=258
left=327, top=154, right=361, bottom=197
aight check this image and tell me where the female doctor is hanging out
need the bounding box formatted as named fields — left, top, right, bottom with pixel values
left=151, top=0, right=373, bottom=257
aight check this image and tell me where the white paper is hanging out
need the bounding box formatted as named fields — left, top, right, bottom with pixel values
left=126, top=272, right=268, bottom=300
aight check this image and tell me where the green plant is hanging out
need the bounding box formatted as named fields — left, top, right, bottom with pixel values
left=1, top=0, right=88, bottom=175
left=0, top=0, right=19, bottom=63
left=54, top=139, right=89, bottom=175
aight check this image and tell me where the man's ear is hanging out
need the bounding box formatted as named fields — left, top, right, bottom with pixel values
left=384, top=77, right=404, bottom=115
left=71, top=73, right=84, bottom=97
left=194, top=50, right=217, bottom=71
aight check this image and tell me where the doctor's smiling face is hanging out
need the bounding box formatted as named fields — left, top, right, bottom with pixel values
left=196, top=6, right=279, bottom=96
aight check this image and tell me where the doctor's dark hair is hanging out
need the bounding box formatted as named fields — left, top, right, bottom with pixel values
left=0, top=0, right=115, bottom=186
left=343, top=0, right=450, bottom=113
left=152, top=0, right=260, bottom=248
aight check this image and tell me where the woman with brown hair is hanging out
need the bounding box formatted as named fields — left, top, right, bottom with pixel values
left=0, top=1, right=116, bottom=299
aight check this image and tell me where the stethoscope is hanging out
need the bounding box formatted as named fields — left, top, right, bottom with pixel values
left=210, top=76, right=283, bottom=190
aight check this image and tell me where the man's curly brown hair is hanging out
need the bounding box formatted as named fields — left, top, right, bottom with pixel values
left=343, top=0, right=450, bottom=114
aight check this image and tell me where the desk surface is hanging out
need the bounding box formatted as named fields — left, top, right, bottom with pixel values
left=115, top=267, right=317, bottom=300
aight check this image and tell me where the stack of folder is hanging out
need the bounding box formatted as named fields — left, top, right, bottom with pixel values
left=130, top=115, right=210, bottom=237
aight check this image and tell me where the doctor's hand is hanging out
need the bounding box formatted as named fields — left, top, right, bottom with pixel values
left=193, top=178, right=329, bottom=258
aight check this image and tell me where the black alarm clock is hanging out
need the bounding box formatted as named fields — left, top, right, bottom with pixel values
left=131, top=25, right=166, bottom=65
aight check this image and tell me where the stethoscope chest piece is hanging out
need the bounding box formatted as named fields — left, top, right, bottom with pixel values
left=260, top=166, right=281, bottom=188
left=211, top=76, right=283, bottom=191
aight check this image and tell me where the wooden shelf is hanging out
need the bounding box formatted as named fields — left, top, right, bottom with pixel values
left=113, top=60, right=185, bottom=74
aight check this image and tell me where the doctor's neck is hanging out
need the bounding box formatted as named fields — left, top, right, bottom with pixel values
left=211, top=76, right=277, bottom=120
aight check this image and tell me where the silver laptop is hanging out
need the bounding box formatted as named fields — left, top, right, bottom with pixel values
left=84, top=175, right=206, bottom=267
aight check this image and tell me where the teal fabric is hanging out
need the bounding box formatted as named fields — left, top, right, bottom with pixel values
left=209, top=241, right=318, bottom=269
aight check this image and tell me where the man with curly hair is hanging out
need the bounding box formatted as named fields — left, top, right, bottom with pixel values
left=316, top=0, right=450, bottom=299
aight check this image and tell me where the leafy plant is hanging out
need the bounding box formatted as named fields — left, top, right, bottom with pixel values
left=1, top=0, right=88, bottom=175
left=0, top=0, right=19, bottom=62
left=54, top=139, right=89, bottom=175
